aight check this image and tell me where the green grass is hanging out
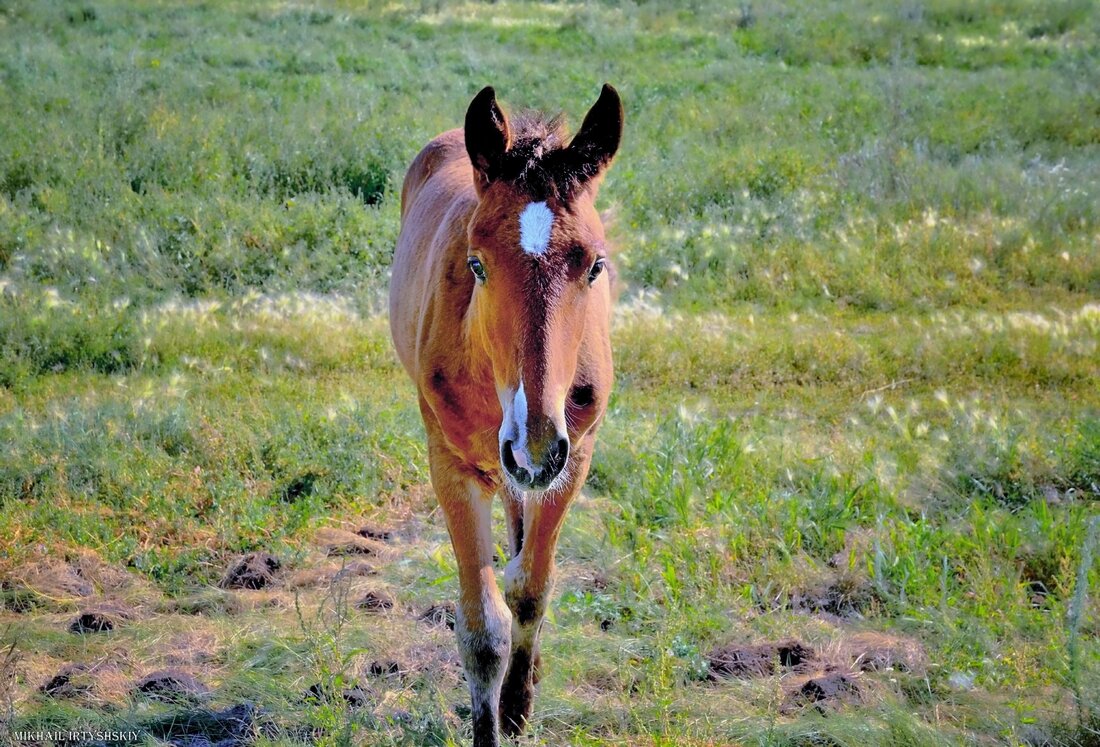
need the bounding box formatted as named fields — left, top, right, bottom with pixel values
left=1, top=0, right=1098, bottom=745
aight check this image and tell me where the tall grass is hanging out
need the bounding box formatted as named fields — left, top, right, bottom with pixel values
left=1067, top=516, right=1099, bottom=724
left=1, top=1, right=1098, bottom=744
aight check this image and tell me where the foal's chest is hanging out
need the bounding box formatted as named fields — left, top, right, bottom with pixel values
left=422, top=362, right=505, bottom=479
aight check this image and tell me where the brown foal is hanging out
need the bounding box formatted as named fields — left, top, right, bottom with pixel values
left=389, top=85, right=622, bottom=745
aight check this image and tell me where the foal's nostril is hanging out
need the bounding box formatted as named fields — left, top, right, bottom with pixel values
left=544, top=437, right=569, bottom=478
left=501, top=439, right=534, bottom=487
left=502, top=436, right=568, bottom=490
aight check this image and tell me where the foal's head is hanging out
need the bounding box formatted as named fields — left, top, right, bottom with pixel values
left=463, top=85, right=623, bottom=493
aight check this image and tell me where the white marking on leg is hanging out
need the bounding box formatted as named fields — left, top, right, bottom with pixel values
left=469, top=482, right=497, bottom=561
left=456, top=482, right=510, bottom=737
left=504, top=555, right=536, bottom=648
left=504, top=555, right=527, bottom=598
left=519, top=202, right=553, bottom=255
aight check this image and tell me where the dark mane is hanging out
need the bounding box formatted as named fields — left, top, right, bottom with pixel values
left=495, top=112, right=593, bottom=201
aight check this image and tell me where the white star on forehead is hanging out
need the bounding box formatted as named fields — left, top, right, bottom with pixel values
left=519, top=201, right=553, bottom=255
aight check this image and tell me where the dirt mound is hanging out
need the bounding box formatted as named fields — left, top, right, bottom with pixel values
left=707, top=639, right=814, bottom=680
left=356, top=524, right=396, bottom=542
left=69, top=608, right=131, bottom=634
left=355, top=590, right=395, bottom=612
left=133, top=669, right=211, bottom=703
left=304, top=682, right=370, bottom=708
left=314, top=528, right=390, bottom=558
left=5, top=562, right=91, bottom=609
left=707, top=629, right=926, bottom=688
left=284, top=560, right=376, bottom=589
left=166, top=589, right=246, bottom=616
left=143, top=703, right=263, bottom=745
left=40, top=664, right=94, bottom=698
left=842, top=631, right=926, bottom=674
left=368, top=659, right=407, bottom=678
left=791, top=573, right=878, bottom=618
left=219, top=552, right=281, bottom=590
left=155, top=632, right=218, bottom=669
left=574, top=567, right=613, bottom=593
left=403, top=643, right=465, bottom=691
left=277, top=469, right=326, bottom=503
left=3, top=551, right=156, bottom=611
left=32, top=655, right=133, bottom=705
left=783, top=672, right=862, bottom=713
left=418, top=601, right=456, bottom=630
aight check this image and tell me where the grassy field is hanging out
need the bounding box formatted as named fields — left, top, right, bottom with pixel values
left=1, top=0, right=1099, bottom=744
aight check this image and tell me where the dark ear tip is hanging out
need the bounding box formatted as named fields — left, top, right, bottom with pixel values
left=470, top=86, right=497, bottom=109
left=465, top=86, right=509, bottom=183
left=596, top=85, right=624, bottom=127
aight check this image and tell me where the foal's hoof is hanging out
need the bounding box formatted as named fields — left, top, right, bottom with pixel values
left=499, top=676, right=535, bottom=737
left=499, top=693, right=532, bottom=739
left=500, top=647, right=541, bottom=737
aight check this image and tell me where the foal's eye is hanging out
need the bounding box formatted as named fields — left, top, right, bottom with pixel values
left=467, top=257, right=487, bottom=283
left=587, top=258, right=606, bottom=285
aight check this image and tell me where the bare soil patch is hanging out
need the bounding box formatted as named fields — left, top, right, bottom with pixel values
left=841, top=631, right=927, bottom=674
left=314, top=527, right=391, bottom=558
left=69, top=609, right=128, bottom=634
left=165, top=589, right=246, bottom=616
left=219, top=552, right=281, bottom=590
left=707, top=639, right=814, bottom=680
left=133, top=668, right=211, bottom=703
left=356, top=589, right=396, bottom=612
left=304, top=681, right=371, bottom=708
left=368, top=659, right=407, bottom=678
left=143, top=703, right=264, bottom=745
left=356, top=523, right=396, bottom=542
left=783, top=672, right=862, bottom=713
left=418, top=601, right=456, bottom=630
left=3, top=551, right=158, bottom=612
left=284, top=560, right=376, bottom=590
left=706, top=630, right=925, bottom=686
left=40, top=663, right=94, bottom=698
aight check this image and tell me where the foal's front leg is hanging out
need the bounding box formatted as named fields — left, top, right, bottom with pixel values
left=426, top=435, right=511, bottom=747
left=500, top=436, right=593, bottom=737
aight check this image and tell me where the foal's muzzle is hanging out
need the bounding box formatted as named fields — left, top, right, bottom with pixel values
left=501, top=435, right=569, bottom=491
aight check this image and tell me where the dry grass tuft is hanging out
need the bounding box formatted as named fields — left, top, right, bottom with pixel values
left=313, top=528, right=393, bottom=559
left=3, top=551, right=160, bottom=613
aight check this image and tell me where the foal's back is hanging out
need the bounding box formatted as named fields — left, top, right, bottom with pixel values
left=389, top=128, right=475, bottom=380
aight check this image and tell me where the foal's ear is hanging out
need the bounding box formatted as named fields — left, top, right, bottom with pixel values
left=464, top=86, right=511, bottom=195
left=567, top=84, right=624, bottom=188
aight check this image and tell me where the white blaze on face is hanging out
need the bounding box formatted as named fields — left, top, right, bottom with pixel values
left=499, top=381, right=533, bottom=471
left=519, top=201, right=553, bottom=255
left=510, top=382, right=532, bottom=470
